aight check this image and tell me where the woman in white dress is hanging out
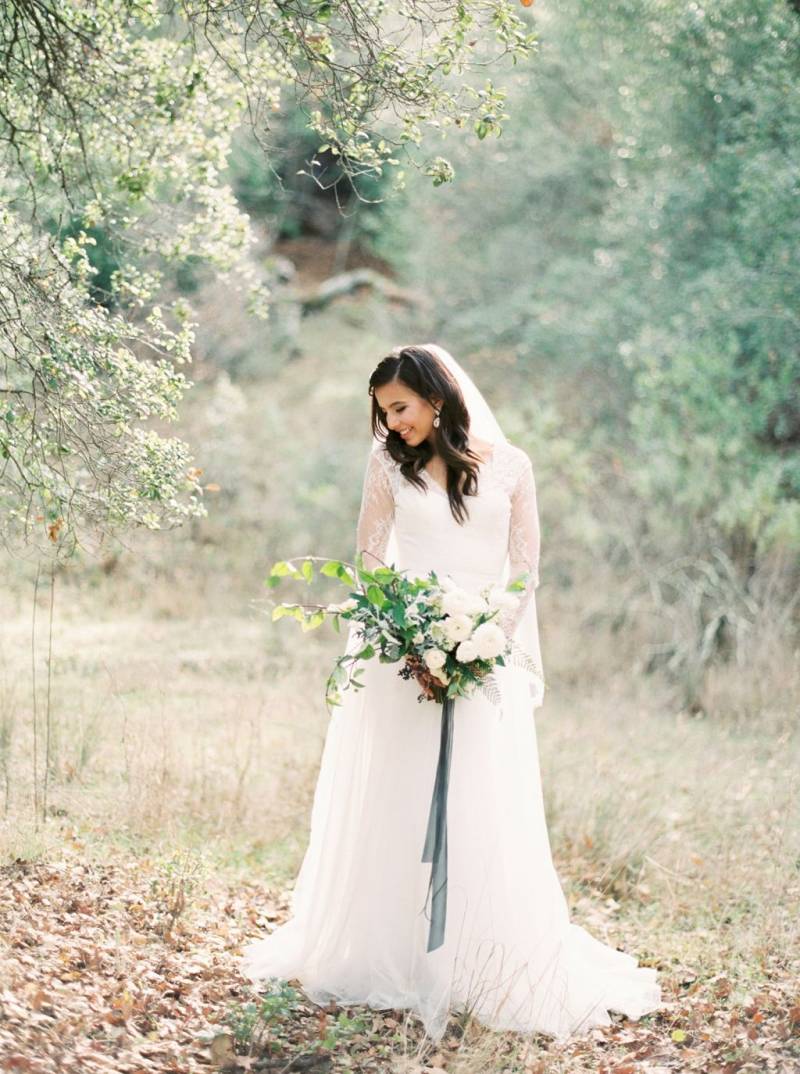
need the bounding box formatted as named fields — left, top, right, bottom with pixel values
left=241, top=343, right=663, bottom=1043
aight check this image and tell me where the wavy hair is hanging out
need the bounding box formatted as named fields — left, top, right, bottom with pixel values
left=368, top=345, right=485, bottom=523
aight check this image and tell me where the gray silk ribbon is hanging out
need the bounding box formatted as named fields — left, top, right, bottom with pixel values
left=421, top=695, right=455, bottom=952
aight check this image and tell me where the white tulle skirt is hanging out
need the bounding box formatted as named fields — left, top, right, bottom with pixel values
left=240, top=648, right=663, bottom=1042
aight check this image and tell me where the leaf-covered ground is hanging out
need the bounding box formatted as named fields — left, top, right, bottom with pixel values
left=1, top=850, right=798, bottom=1074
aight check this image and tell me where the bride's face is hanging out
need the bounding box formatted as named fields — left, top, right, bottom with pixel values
left=374, top=379, right=442, bottom=448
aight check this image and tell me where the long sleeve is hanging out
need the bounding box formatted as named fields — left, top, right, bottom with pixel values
left=500, top=454, right=541, bottom=637
left=355, top=449, right=395, bottom=571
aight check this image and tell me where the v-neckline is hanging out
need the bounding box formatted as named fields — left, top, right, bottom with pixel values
left=422, top=443, right=496, bottom=498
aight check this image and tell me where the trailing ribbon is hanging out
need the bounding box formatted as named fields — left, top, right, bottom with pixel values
left=421, top=694, right=455, bottom=952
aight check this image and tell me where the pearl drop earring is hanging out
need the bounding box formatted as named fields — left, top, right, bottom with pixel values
left=433, top=409, right=441, bottom=428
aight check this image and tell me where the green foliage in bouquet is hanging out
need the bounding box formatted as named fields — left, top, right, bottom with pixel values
left=265, top=553, right=541, bottom=712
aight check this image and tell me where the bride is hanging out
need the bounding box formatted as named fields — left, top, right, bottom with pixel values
left=241, top=343, right=663, bottom=1043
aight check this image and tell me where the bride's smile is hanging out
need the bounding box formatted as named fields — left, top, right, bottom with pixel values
left=373, top=380, right=442, bottom=448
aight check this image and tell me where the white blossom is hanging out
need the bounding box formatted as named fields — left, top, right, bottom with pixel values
left=442, top=613, right=473, bottom=643
left=461, top=592, right=487, bottom=618
left=423, top=647, right=447, bottom=671
left=455, top=639, right=479, bottom=663
left=471, top=621, right=507, bottom=659
left=440, top=589, right=474, bottom=616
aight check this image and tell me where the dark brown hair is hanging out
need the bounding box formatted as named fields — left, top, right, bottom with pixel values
left=368, top=345, right=485, bottom=523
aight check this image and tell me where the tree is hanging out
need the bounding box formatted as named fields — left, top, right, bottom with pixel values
left=402, top=0, right=800, bottom=567
left=0, top=0, right=537, bottom=556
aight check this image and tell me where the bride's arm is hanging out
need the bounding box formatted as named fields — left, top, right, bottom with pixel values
left=499, top=454, right=541, bottom=637
left=355, top=449, right=395, bottom=571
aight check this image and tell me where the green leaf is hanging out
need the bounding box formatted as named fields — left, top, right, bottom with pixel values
left=372, top=567, right=396, bottom=583
left=319, top=559, right=358, bottom=587
left=272, top=603, right=304, bottom=622
left=389, top=604, right=406, bottom=626
left=366, top=584, right=386, bottom=607
left=269, top=560, right=293, bottom=577
left=266, top=561, right=291, bottom=586
left=507, top=573, right=529, bottom=592
left=301, top=609, right=326, bottom=631
left=301, top=559, right=314, bottom=584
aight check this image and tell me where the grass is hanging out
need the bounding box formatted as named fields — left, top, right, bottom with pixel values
left=0, top=581, right=797, bottom=1071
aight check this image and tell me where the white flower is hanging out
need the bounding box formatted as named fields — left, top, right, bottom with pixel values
left=423, top=647, right=447, bottom=671
left=430, top=622, right=447, bottom=645
left=442, top=613, right=473, bottom=644
left=412, top=631, right=425, bottom=645
left=471, top=621, right=507, bottom=660
left=487, top=586, right=520, bottom=613
left=455, top=639, right=479, bottom=663
left=462, top=592, right=489, bottom=616
left=440, top=589, right=473, bottom=616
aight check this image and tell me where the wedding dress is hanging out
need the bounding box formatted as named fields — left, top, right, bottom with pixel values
left=241, top=401, right=663, bottom=1042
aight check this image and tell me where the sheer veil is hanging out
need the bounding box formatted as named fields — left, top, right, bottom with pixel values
left=369, top=342, right=545, bottom=709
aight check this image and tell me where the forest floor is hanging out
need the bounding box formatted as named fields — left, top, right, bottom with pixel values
left=0, top=842, right=798, bottom=1074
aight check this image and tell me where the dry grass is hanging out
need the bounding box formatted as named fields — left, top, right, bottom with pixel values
left=1, top=575, right=797, bottom=986
left=0, top=590, right=332, bottom=881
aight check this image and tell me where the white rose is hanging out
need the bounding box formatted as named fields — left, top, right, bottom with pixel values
left=442, top=613, right=473, bottom=643
left=487, top=586, right=520, bottom=613
left=471, top=621, right=507, bottom=660
left=455, top=639, right=479, bottom=663
left=462, top=593, right=489, bottom=616
left=423, top=647, right=447, bottom=671
left=440, top=590, right=472, bottom=616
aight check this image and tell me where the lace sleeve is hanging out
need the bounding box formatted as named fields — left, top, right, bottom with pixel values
left=500, top=453, right=541, bottom=636
left=355, top=449, right=395, bottom=571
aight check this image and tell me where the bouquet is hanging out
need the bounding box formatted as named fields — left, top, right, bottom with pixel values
left=267, top=553, right=544, bottom=712
left=265, top=552, right=545, bottom=954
